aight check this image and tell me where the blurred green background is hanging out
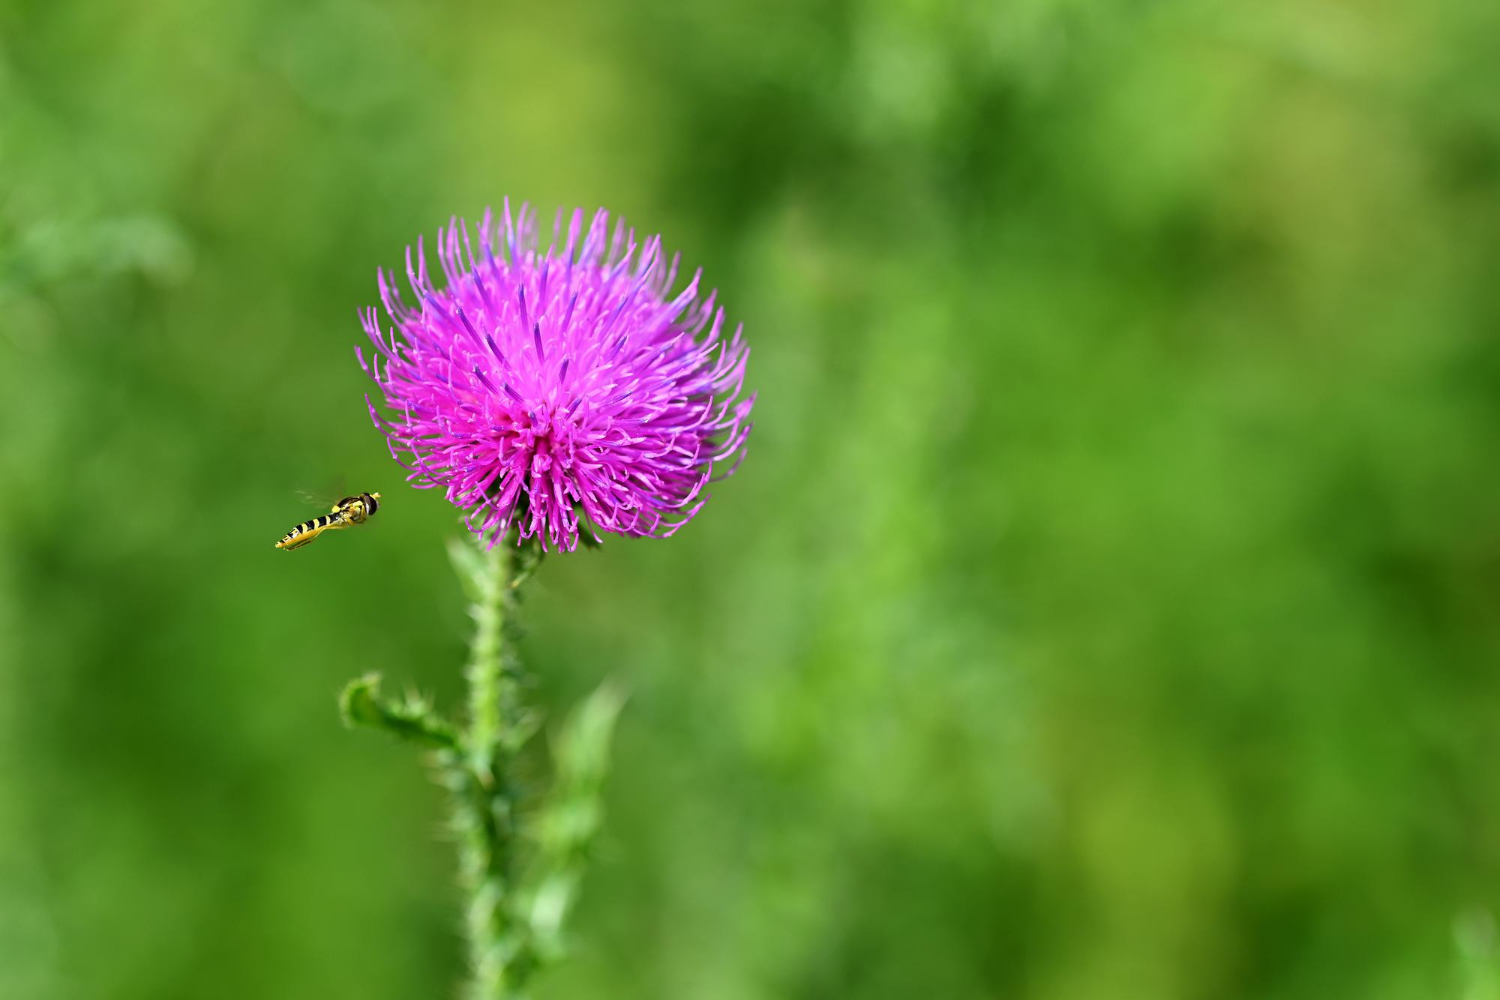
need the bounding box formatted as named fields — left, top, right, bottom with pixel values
left=3, top=0, right=1500, bottom=997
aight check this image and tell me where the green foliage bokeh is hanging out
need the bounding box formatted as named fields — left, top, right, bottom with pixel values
left=3, top=1, right=1499, bottom=998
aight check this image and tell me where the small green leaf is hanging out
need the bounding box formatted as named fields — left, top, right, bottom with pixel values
left=553, top=680, right=626, bottom=793
left=446, top=535, right=490, bottom=603
left=339, top=672, right=458, bottom=749
left=523, top=679, right=626, bottom=961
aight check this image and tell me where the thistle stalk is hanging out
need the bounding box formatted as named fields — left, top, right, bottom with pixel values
left=340, top=527, right=618, bottom=998
left=452, top=538, right=533, bottom=999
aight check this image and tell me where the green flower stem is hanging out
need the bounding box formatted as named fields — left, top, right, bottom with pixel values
left=452, top=539, right=535, bottom=1000
left=341, top=533, right=615, bottom=1000
left=464, top=540, right=509, bottom=773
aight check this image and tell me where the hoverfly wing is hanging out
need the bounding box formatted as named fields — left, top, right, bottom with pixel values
left=297, top=476, right=350, bottom=511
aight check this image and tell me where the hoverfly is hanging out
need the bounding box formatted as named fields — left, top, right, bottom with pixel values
left=275, top=492, right=381, bottom=551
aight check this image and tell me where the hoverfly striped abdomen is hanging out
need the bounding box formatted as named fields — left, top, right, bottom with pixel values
left=275, top=492, right=382, bottom=551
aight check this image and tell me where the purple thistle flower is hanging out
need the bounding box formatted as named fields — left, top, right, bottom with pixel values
left=358, top=202, right=754, bottom=552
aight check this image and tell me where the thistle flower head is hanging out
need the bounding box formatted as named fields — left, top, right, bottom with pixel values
left=359, top=202, right=754, bottom=551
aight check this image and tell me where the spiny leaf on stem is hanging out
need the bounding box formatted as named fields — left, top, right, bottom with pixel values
left=340, top=673, right=458, bottom=749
